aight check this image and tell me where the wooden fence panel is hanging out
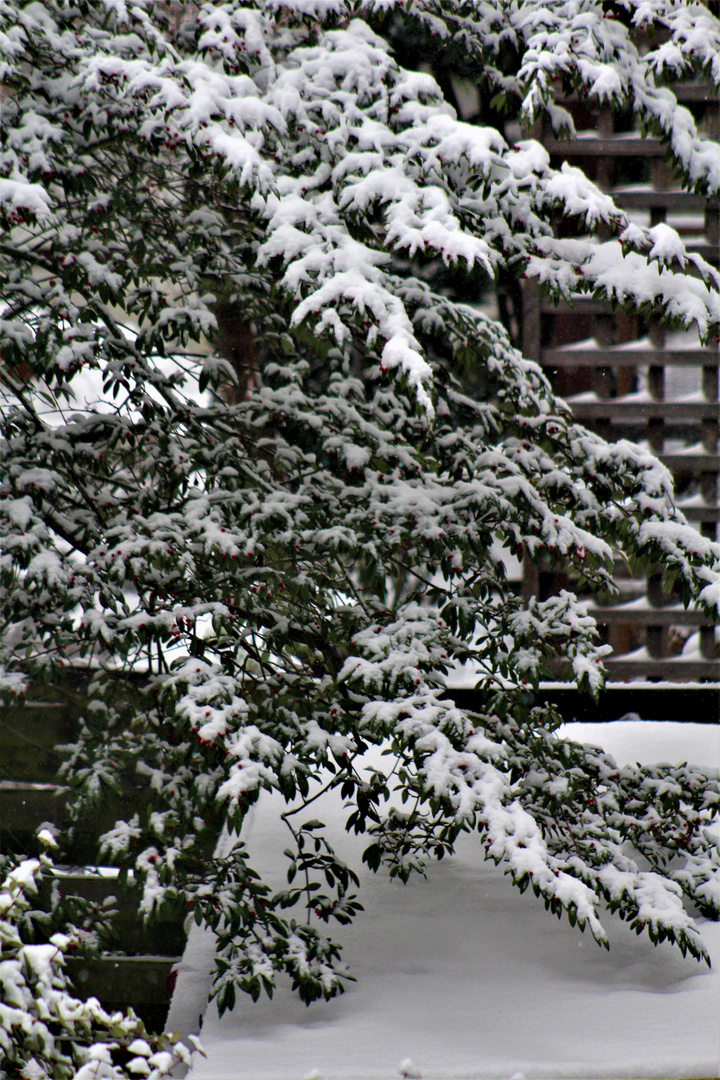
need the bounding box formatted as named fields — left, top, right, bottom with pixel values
left=523, top=78, right=720, bottom=682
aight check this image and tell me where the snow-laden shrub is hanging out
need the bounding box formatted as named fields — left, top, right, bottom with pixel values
left=1, top=0, right=719, bottom=1013
left=0, top=835, right=199, bottom=1079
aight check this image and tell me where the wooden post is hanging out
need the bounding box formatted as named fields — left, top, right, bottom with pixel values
left=521, top=279, right=541, bottom=363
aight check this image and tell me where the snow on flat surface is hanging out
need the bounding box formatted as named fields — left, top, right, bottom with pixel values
left=171, top=721, right=720, bottom=1080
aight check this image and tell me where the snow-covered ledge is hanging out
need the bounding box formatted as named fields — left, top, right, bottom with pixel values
left=167, top=721, right=720, bottom=1080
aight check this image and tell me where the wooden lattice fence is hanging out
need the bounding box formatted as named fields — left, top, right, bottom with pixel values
left=521, top=80, right=720, bottom=682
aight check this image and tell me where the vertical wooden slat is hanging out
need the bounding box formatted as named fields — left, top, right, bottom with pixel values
left=521, top=279, right=541, bottom=363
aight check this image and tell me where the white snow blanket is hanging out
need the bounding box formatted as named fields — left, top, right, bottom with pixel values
left=169, top=721, right=720, bottom=1080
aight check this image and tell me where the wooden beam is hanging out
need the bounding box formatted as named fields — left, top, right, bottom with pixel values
left=542, top=348, right=719, bottom=368
left=566, top=400, right=720, bottom=420
left=543, top=137, right=665, bottom=156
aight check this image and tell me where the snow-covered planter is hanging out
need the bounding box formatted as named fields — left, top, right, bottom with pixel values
left=0, top=0, right=719, bottom=1016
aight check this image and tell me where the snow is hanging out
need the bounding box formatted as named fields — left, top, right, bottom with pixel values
left=168, top=720, right=720, bottom=1080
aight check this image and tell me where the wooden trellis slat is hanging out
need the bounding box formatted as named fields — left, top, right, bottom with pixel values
left=543, top=347, right=719, bottom=367
left=543, top=136, right=666, bottom=156
left=660, top=452, right=720, bottom=471
left=610, top=189, right=711, bottom=211
left=568, top=401, right=719, bottom=420
left=586, top=605, right=713, bottom=626
left=602, top=658, right=719, bottom=679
